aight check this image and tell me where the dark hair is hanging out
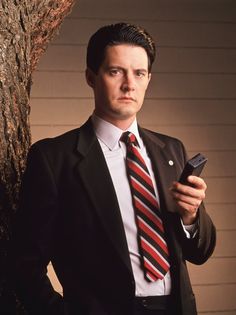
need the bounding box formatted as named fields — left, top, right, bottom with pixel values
left=86, top=23, right=156, bottom=74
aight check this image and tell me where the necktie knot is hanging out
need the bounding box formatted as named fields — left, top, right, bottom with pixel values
left=121, top=131, right=139, bottom=147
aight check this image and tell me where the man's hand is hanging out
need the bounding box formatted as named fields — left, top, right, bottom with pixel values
left=169, top=176, right=207, bottom=225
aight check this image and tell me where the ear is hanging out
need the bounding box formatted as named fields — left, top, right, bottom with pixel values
left=86, top=68, right=96, bottom=88
left=145, top=73, right=151, bottom=91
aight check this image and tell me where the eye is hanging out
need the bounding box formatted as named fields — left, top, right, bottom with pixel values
left=109, top=68, right=122, bottom=76
left=136, top=70, right=146, bottom=77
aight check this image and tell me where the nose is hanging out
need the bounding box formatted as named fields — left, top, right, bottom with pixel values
left=121, top=74, right=135, bottom=92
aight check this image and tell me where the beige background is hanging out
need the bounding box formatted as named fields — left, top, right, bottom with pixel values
left=30, top=0, right=236, bottom=314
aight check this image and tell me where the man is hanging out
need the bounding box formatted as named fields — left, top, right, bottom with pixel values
left=10, top=23, right=216, bottom=315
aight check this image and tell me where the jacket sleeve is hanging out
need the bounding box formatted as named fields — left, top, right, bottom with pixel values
left=176, top=141, right=216, bottom=264
left=8, top=142, right=65, bottom=315
left=180, top=202, right=216, bottom=265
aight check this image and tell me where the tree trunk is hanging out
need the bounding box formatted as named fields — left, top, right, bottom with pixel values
left=0, top=0, right=75, bottom=312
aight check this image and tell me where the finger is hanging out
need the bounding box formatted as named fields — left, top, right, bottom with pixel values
left=171, top=181, right=206, bottom=199
left=171, top=190, right=203, bottom=208
left=187, top=176, right=207, bottom=190
left=176, top=200, right=199, bottom=216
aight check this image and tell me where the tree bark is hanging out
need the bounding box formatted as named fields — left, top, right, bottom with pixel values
left=0, top=0, right=75, bottom=312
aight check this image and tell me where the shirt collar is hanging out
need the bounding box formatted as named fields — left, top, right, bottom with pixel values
left=92, top=113, right=142, bottom=150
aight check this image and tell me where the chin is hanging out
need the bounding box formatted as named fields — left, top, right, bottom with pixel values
left=113, top=109, right=137, bottom=119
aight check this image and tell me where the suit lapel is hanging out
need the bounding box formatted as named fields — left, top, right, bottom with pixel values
left=139, top=128, right=183, bottom=261
left=139, top=128, right=178, bottom=214
left=75, top=119, right=132, bottom=272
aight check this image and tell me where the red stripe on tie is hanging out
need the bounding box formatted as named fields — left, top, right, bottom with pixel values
left=141, top=239, right=170, bottom=271
left=127, top=159, right=153, bottom=187
left=134, top=197, right=164, bottom=233
left=146, top=271, right=158, bottom=282
left=131, top=177, right=159, bottom=208
left=138, top=219, right=169, bottom=255
left=131, top=145, right=146, bottom=166
left=144, top=259, right=164, bottom=280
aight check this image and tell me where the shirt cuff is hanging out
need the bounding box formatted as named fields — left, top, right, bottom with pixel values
left=181, top=219, right=198, bottom=239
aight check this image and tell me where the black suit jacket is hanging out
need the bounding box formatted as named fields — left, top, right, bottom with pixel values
left=10, top=118, right=216, bottom=315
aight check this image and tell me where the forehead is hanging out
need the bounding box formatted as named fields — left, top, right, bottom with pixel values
left=102, top=44, right=149, bottom=69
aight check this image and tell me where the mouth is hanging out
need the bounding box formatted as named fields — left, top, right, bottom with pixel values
left=118, top=97, right=136, bottom=102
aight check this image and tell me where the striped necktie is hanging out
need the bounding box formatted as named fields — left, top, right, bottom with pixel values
left=121, top=131, right=170, bottom=282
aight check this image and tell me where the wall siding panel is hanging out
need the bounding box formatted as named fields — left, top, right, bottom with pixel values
left=71, top=0, right=236, bottom=22
left=188, top=258, right=236, bottom=284
left=52, top=19, right=236, bottom=48
left=194, top=284, right=236, bottom=312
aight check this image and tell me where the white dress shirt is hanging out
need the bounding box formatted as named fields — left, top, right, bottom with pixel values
left=92, top=114, right=196, bottom=296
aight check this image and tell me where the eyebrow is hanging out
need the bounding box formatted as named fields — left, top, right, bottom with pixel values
left=106, top=65, right=148, bottom=72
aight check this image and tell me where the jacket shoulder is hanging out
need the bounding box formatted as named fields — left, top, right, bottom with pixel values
left=141, top=127, right=185, bottom=150
left=31, top=127, right=80, bottom=154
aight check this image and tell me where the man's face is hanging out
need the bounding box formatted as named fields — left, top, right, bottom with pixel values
left=86, top=44, right=151, bottom=128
